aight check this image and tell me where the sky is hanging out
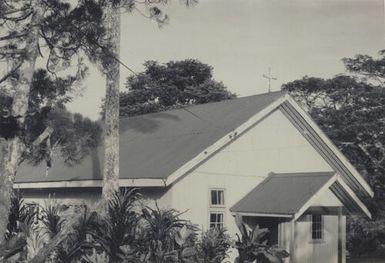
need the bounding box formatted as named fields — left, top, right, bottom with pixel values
left=14, top=0, right=385, bottom=120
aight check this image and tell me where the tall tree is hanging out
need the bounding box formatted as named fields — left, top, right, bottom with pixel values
left=0, top=0, right=106, bottom=243
left=0, top=1, right=45, bottom=244
left=101, top=1, right=121, bottom=204
left=98, top=1, right=193, bottom=203
left=118, top=59, right=236, bottom=117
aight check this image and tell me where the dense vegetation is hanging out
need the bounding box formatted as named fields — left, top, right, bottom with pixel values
left=0, top=190, right=288, bottom=263
left=282, top=50, right=385, bottom=257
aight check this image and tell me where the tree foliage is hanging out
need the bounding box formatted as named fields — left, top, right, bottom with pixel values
left=1, top=69, right=102, bottom=167
left=283, top=75, right=385, bottom=211
left=282, top=50, right=385, bottom=257
left=0, top=0, right=105, bottom=167
left=118, top=59, right=236, bottom=117
left=342, top=50, right=385, bottom=86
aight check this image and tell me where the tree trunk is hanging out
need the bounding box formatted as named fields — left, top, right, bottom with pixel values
left=101, top=2, right=121, bottom=204
left=29, top=4, right=121, bottom=262
left=0, top=3, right=44, bottom=243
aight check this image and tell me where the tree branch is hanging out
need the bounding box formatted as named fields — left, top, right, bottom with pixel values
left=0, top=6, right=31, bottom=16
left=32, top=127, right=54, bottom=146
left=0, top=31, right=27, bottom=41
left=0, top=62, right=21, bottom=84
left=1, top=10, right=33, bottom=22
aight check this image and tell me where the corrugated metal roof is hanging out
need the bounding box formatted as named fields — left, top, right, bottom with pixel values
left=230, top=172, right=335, bottom=216
left=15, top=91, right=284, bottom=183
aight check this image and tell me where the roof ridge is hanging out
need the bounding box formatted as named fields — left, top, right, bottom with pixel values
left=119, top=90, right=285, bottom=121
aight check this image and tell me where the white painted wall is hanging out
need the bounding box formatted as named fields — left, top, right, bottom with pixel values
left=21, top=188, right=101, bottom=207
left=293, top=215, right=346, bottom=263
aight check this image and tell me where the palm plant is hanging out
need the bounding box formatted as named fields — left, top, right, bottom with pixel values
left=139, top=204, right=198, bottom=263
left=40, top=197, right=65, bottom=240
left=56, top=207, right=100, bottom=262
left=26, top=229, right=47, bottom=261
left=197, top=228, right=231, bottom=263
left=234, top=217, right=289, bottom=263
left=175, top=225, right=199, bottom=263
left=81, top=248, right=109, bottom=263
left=96, top=188, right=142, bottom=262
left=0, top=192, right=36, bottom=261
left=6, top=192, right=35, bottom=240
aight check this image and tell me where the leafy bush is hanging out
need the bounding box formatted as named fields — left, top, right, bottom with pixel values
left=26, top=229, right=46, bottom=261
left=56, top=207, right=100, bottom=262
left=196, top=228, right=231, bottom=263
left=96, top=188, right=142, bottom=262
left=233, top=217, right=289, bottom=263
left=138, top=203, right=199, bottom=262
left=347, top=215, right=385, bottom=258
left=0, top=192, right=36, bottom=261
left=6, top=191, right=36, bottom=240
left=3, top=191, right=290, bottom=263
left=40, top=197, right=65, bottom=240
left=81, top=248, right=109, bottom=263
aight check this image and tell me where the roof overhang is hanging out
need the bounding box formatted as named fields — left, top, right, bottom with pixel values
left=13, top=178, right=166, bottom=189
left=230, top=173, right=371, bottom=220
left=293, top=175, right=371, bottom=219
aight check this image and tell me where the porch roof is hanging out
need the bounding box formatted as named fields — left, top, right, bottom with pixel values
left=230, top=172, right=371, bottom=219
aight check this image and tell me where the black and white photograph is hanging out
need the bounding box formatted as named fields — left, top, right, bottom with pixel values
left=0, top=0, right=384, bottom=262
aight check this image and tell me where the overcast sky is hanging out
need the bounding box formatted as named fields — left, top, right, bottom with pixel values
left=53, top=0, right=385, bottom=119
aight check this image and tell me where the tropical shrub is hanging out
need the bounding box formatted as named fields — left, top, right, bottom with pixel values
left=55, top=207, right=100, bottom=262
left=6, top=192, right=36, bottom=240
left=196, top=228, right=231, bottom=263
left=347, top=215, right=385, bottom=257
left=234, top=217, right=289, bottom=263
left=26, top=229, right=46, bottom=261
left=81, top=248, right=109, bottom=263
left=138, top=203, right=199, bottom=262
left=0, top=192, right=36, bottom=262
left=96, top=188, right=142, bottom=262
left=40, top=197, right=65, bottom=240
left=3, top=191, right=261, bottom=263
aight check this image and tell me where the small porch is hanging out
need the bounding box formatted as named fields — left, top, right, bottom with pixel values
left=230, top=172, right=371, bottom=263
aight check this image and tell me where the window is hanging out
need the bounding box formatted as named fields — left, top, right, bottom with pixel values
left=311, top=214, right=323, bottom=240
left=209, top=189, right=226, bottom=229
left=210, top=212, right=224, bottom=229
left=210, top=189, right=225, bottom=206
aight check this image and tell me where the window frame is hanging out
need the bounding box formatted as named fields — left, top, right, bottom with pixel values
left=209, top=211, right=225, bottom=229
left=310, top=214, right=324, bottom=241
left=208, top=188, right=226, bottom=229
left=209, top=188, right=225, bottom=208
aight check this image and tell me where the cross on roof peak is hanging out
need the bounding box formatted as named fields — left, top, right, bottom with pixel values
left=262, top=67, right=277, bottom=93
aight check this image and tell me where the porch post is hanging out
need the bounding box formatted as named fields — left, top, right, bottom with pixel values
left=290, top=219, right=296, bottom=262
left=338, top=206, right=343, bottom=263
